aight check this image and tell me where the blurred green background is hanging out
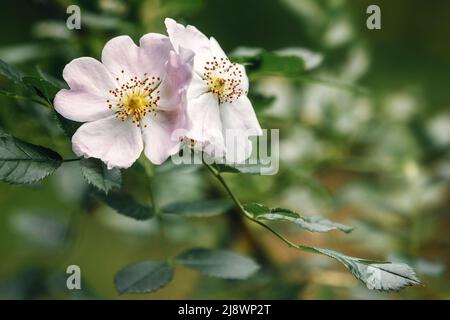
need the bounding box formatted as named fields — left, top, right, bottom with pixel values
left=0, top=0, right=449, bottom=299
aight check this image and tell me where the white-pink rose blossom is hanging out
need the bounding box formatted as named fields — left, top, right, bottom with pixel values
left=54, top=34, right=193, bottom=169
left=165, top=18, right=262, bottom=163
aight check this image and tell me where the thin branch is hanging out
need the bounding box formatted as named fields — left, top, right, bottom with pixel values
left=203, top=160, right=278, bottom=267
left=202, top=160, right=318, bottom=255
left=148, top=176, right=165, bottom=238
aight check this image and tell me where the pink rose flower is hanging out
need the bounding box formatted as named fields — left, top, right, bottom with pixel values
left=54, top=34, right=193, bottom=168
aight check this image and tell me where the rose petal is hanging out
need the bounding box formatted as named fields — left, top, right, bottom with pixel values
left=141, top=112, right=185, bottom=165
left=62, top=57, right=116, bottom=97
left=219, top=96, right=261, bottom=163
left=165, top=18, right=210, bottom=54
left=220, top=95, right=262, bottom=136
left=165, top=18, right=212, bottom=75
left=185, top=92, right=225, bottom=155
left=101, top=35, right=142, bottom=79
left=209, top=37, right=228, bottom=60
left=72, top=115, right=143, bottom=169
left=54, top=89, right=115, bottom=122
left=187, top=72, right=210, bottom=100
left=139, top=33, right=175, bottom=78
left=157, top=50, right=193, bottom=110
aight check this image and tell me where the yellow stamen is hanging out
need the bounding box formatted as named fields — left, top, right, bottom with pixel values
left=211, top=77, right=226, bottom=95
left=203, top=56, right=245, bottom=104
left=127, top=95, right=146, bottom=112
left=108, top=73, right=161, bottom=126
left=120, top=93, right=150, bottom=122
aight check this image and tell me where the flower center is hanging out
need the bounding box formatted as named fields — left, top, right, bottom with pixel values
left=120, top=94, right=150, bottom=123
left=107, top=71, right=161, bottom=127
left=127, top=95, right=146, bottom=111
left=211, top=76, right=226, bottom=95
left=203, top=57, right=246, bottom=104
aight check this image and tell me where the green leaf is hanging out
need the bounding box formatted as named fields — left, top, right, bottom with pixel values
left=114, top=261, right=174, bottom=294
left=315, top=248, right=421, bottom=292
left=230, top=49, right=305, bottom=78
left=0, top=59, right=30, bottom=98
left=36, top=66, right=67, bottom=90
left=212, top=163, right=263, bottom=175
left=161, top=199, right=232, bottom=217
left=0, top=88, right=24, bottom=99
left=243, top=203, right=353, bottom=234
left=176, top=248, right=260, bottom=279
left=96, top=191, right=152, bottom=220
left=22, top=76, right=59, bottom=102
left=80, top=158, right=121, bottom=194
left=0, top=130, right=62, bottom=184
left=257, top=51, right=305, bottom=76
left=274, top=47, right=323, bottom=71
left=0, top=58, right=22, bottom=83
left=248, top=92, right=275, bottom=112
left=54, top=112, right=80, bottom=137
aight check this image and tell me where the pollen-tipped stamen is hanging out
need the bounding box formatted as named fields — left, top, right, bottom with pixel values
left=107, top=71, right=161, bottom=126
left=203, top=57, right=246, bottom=104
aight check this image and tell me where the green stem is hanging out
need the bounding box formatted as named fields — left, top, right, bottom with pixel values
left=148, top=178, right=164, bottom=238
left=203, top=162, right=249, bottom=217
left=202, top=160, right=317, bottom=254
left=148, top=179, right=157, bottom=216
left=203, top=161, right=276, bottom=267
